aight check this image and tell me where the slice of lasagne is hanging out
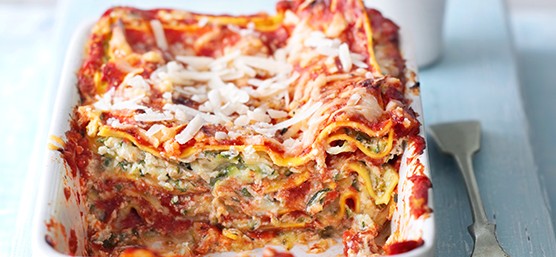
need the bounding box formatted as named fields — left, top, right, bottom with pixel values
left=59, top=0, right=430, bottom=256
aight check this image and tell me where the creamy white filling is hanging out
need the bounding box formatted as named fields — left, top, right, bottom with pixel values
left=98, top=137, right=281, bottom=190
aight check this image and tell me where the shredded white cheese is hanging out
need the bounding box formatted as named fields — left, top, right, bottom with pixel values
left=338, top=43, right=352, bottom=72
left=197, top=17, right=209, bottom=27
left=175, top=115, right=205, bottom=144
left=135, top=110, right=174, bottom=122
left=176, top=55, right=215, bottom=70
left=214, top=131, right=228, bottom=141
left=89, top=19, right=382, bottom=153
left=234, top=115, right=250, bottom=127
left=254, top=101, right=323, bottom=135
left=146, top=124, right=165, bottom=138
left=150, top=19, right=168, bottom=50
left=267, top=109, right=288, bottom=119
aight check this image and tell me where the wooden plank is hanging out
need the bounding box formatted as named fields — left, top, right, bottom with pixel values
left=511, top=9, right=556, bottom=238
left=420, top=0, right=556, bottom=256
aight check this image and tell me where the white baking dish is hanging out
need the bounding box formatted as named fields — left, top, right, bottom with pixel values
left=33, top=13, right=434, bottom=257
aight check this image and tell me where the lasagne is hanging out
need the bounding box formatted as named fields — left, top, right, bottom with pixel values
left=58, top=0, right=430, bottom=256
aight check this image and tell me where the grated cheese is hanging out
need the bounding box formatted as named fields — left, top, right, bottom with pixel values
left=150, top=20, right=168, bottom=50
left=214, top=131, right=228, bottom=141
left=234, top=115, right=250, bottom=127
left=126, top=75, right=150, bottom=90
left=210, top=50, right=241, bottom=71
left=197, top=17, right=209, bottom=27
left=283, top=10, right=300, bottom=25
left=254, top=101, right=323, bottom=135
left=175, top=115, right=205, bottom=144
left=352, top=58, right=368, bottom=69
left=347, top=93, right=362, bottom=106
left=176, top=56, right=215, bottom=70
left=228, top=131, right=241, bottom=139
left=90, top=18, right=382, bottom=153
left=233, top=59, right=257, bottom=77
left=267, top=109, right=288, bottom=119
left=146, top=124, right=166, bottom=138
left=237, top=56, right=292, bottom=75
left=162, top=92, right=172, bottom=99
left=247, top=108, right=271, bottom=123
left=111, top=94, right=147, bottom=111
left=282, top=138, right=301, bottom=150
left=135, top=110, right=174, bottom=122
left=338, top=43, right=352, bottom=72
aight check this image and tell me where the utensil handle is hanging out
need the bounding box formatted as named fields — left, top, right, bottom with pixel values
left=454, top=153, right=489, bottom=225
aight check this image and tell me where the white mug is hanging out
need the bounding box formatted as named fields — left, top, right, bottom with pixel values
left=366, top=0, right=447, bottom=68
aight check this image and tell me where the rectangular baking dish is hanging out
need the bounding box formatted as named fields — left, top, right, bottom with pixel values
left=32, top=8, right=434, bottom=257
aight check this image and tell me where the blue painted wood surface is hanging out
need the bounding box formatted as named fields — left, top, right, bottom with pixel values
left=6, top=1, right=556, bottom=256
left=511, top=8, right=556, bottom=242
left=419, top=1, right=556, bottom=256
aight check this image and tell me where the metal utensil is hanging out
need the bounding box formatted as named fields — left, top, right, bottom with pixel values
left=430, top=121, right=510, bottom=257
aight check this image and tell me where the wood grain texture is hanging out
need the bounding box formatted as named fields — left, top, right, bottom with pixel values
left=420, top=0, right=556, bottom=256
left=511, top=9, right=556, bottom=242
